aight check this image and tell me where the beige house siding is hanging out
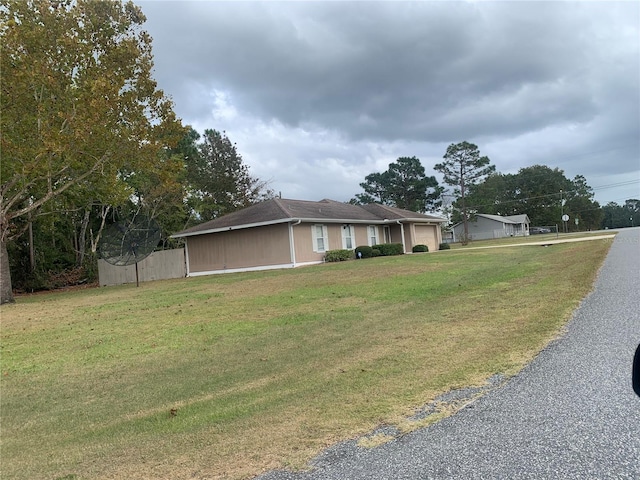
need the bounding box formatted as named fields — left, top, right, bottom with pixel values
left=292, top=222, right=416, bottom=260
left=187, top=224, right=291, bottom=274
left=412, top=224, right=441, bottom=252
left=356, top=225, right=372, bottom=247
left=291, top=223, right=378, bottom=264
left=326, top=224, right=344, bottom=250
left=185, top=220, right=443, bottom=276
left=291, top=223, right=324, bottom=264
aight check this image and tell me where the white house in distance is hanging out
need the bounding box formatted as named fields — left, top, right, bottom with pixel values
left=451, top=214, right=531, bottom=242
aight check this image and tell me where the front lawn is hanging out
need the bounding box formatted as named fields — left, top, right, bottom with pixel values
left=0, top=238, right=612, bottom=479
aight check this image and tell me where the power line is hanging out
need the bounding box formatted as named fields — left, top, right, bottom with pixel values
left=591, top=179, right=640, bottom=191
left=456, top=178, right=640, bottom=211
left=546, top=143, right=639, bottom=163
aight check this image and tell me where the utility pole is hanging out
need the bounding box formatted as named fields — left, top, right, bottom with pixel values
left=560, top=190, right=564, bottom=233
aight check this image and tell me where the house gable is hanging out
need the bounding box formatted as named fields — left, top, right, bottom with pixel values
left=504, top=214, right=531, bottom=225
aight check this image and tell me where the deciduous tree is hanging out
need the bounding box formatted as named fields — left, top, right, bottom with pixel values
left=601, top=199, right=640, bottom=229
left=0, top=0, right=183, bottom=304
left=455, top=173, right=511, bottom=222
left=463, top=166, right=602, bottom=230
left=563, top=175, right=602, bottom=231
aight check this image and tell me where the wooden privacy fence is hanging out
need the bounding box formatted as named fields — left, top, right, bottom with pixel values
left=98, top=248, right=186, bottom=287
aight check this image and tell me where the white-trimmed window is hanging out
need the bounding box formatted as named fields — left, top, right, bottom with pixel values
left=342, top=224, right=355, bottom=249
left=312, top=224, right=328, bottom=252
left=384, top=225, right=391, bottom=243
left=368, top=225, right=379, bottom=246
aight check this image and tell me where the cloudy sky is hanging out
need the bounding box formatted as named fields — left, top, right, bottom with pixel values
left=137, top=0, right=639, bottom=208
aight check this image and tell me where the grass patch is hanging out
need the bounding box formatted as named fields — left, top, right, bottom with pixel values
left=0, top=238, right=612, bottom=479
left=446, top=231, right=611, bottom=249
left=357, top=433, right=396, bottom=448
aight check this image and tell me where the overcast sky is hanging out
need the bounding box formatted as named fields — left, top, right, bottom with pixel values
left=137, top=0, right=640, bottom=208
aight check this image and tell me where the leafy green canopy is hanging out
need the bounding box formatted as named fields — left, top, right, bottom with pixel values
left=463, top=166, right=603, bottom=229
left=601, top=199, right=639, bottom=229
left=354, top=156, right=442, bottom=213
left=0, top=0, right=184, bottom=303
left=181, top=128, right=274, bottom=222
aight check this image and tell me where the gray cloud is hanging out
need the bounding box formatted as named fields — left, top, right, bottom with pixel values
left=140, top=0, right=639, bottom=206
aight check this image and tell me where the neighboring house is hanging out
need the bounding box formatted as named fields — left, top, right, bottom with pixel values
left=451, top=214, right=531, bottom=241
left=171, top=198, right=447, bottom=277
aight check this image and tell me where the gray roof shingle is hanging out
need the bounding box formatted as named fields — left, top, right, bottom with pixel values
left=450, top=213, right=530, bottom=229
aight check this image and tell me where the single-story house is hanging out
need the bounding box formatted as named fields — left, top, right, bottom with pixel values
left=172, top=198, right=447, bottom=277
left=450, top=214, right=531, bottom=241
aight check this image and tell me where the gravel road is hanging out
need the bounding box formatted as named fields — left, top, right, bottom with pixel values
left=259, top=227, right=640, bottom=479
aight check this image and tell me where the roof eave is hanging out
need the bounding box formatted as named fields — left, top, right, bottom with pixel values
left=171, top=217, right=293, bottom=238
left=400, top=217, right=448, bottom=223
left=172, top=214, right=447, bottom=239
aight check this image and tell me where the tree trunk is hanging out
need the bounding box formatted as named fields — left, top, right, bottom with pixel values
left=1, top=237, right=15, bottom=304
left=28, top=219, right=35, bottom=271
left=77, top=207, right=91, bottom=267
left=460, top=168, right=469, bottom=245
left=90, top=205, right=110, bottom=253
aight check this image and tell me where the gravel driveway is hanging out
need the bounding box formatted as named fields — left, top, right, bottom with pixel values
left=259, top=228, right=640, bottom=479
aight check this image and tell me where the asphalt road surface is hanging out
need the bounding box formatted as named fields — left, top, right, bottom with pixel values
left=259, top=228, right=640, bottom=479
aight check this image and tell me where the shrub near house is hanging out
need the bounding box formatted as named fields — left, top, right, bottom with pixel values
left=324, top=250, right=354, bottom=262
left=329, top=242, right=414, bottom=262
left=355, top=246, right=377, bottom=258
left=373, top=243, right=404, bottom=256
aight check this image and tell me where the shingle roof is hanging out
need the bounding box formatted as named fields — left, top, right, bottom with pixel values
left=477, top=214, right=530, bottom=224
left=477, top=214, right=519, bottom=224
left=504, top=214, right=530, bottom=224
left=173, top=198, right=446, bottom=238
left=361, top=203, right=445, bottom=221
left=450, top=213, right=530, bottom=229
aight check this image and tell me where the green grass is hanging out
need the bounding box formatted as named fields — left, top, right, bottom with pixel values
left=0, top=238, right=612, bottom=479
left=446, top=231, right=611, bottom=249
